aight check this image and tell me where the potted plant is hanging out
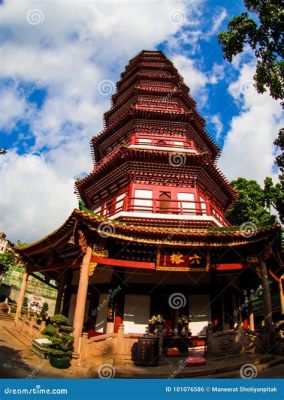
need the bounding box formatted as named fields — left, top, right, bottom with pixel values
left=42, top=314, right=74, bottom=369
left=148, top=314, right=165, bottom=334
left=178, top=315, right=191, bottom=336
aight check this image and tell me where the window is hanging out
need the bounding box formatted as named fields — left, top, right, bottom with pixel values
left=134, top=189, right=153, bottom=211
left=115, top=193, right=126, bottom=212
left=177, top=192, right=196, bottom=214
left=137, top=138, right=152, bottom=145
left=173, top=141, right=184, bottom=148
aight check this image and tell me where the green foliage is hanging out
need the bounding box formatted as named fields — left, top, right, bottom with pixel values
left=16, top=240, right=29, bottom=247
left=39, top=302, right=49, bottom=321
left=42, top=324, right=57, bottom=337
left=50, top=314, right=71, bottom=327
left=43, top=314, right=74, bottom=360
left=0, top=253, right=14, bottom=275
left=219, top=1, right=284, bottom=203
left=218, top=0, right=284, bottom=100
left=227, top=178, right=276, bottom=225
left=264, top=176, right=284, bottom=223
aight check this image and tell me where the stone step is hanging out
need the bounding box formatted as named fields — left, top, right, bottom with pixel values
left=4, top=325, right=33, bottom=347
left=111, top=354, right=282, bottom=378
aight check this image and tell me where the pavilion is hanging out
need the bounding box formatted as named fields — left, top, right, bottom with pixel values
left=15, top=50, right=284, bottom=356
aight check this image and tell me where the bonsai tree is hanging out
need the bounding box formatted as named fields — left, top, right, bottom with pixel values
left=42, top=314, right=74, bottom=368
left=37, top=302, right=49, bottom=324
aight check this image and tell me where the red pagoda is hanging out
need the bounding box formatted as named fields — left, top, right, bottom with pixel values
left=15, top=51, right=283, bottom=359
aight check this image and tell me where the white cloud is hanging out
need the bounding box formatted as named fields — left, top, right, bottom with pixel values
left=204, top=8, right=227, bottom=39
left=0, top=84, right=32, bottom=131
left=218, top=62, right=284, bottom=183
left=210, top=114, right=223, bottom=141
left=0, top=0, right=205, bottom=242
left=0, top=151, right=77, bottom=244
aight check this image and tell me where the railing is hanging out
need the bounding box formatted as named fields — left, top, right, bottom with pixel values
left=101, top=197, right=213, bottom=219
left=131, top=139, right=193, bottom=150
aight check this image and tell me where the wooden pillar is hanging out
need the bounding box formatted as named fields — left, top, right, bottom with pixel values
left=260, top=258, right=273, bottom=347
left=73, top=247, right=92, bottom=354
left=249, top=311, right=255, bottom=331
left=15, top=271, right=29, bottom=322
left=54, top=271, right=66, bottom=315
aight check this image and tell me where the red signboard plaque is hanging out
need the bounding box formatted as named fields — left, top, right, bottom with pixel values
left=156, top=248, right=210, bottom=271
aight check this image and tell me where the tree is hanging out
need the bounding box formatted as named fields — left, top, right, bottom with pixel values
left=227, top=178, right=276, bottom=225
left=16, top=240, right=29, bottom=247
left=0, top=253, right=14, bottom=279
left=219, top=1, right=284, bottom=221
left=218, top=0, right=284, bottom=101
left=264, top=177, right=284, bottom=223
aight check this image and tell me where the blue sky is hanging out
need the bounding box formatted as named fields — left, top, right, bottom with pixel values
left=0, top=0, right=283, bottom=243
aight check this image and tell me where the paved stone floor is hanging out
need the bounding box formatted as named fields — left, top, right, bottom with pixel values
left=0, top=320, right=283, bottom=379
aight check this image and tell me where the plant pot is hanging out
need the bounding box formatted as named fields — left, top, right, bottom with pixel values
left=49, top=357, right=71, bottom=369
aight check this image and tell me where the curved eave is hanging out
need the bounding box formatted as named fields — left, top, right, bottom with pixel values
left=76, top=147, right=236, bottom=204
left=92, top=108, right=220, bottom=160
left=16, top=209, right=282, bottom=257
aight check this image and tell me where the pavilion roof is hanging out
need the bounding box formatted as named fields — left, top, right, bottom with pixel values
left=16, top=209, right=282, bottom=258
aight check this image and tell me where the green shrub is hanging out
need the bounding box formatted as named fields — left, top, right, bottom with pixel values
left=50, top=314, right=72, bottom=327
left=42, top=314, right=74, bottom=361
